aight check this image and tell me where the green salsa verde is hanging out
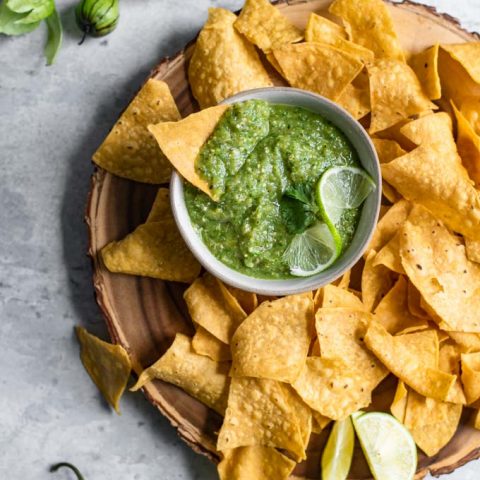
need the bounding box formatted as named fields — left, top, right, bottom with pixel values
left=185, top=99, right=362, bottom=279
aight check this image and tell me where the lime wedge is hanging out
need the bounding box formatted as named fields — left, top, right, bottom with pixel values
left=283, top=222, right=341, bottom=277
left=316, top=166, right=376, bottom=226
left=352, top=411, right=417, bottom=480
left=321, top=417, right=355, bottom=480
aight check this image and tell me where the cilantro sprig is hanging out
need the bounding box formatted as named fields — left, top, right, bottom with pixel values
left=280, top=184, right=319, bottom=234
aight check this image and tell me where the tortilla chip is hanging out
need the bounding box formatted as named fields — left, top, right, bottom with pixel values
left=448, top=332, right=480, bottom=353
left=184, top=273, right=247, bottom=344
left=231, top=293, right=314, bottom=383
left=130, top=333, right=230, bottom=415
left=93, top=79, right=181, bottom=184
left=368, top=199, right=411, bottom=253
left=218, top=446, right=296, bottom=480
left=226, top=286, right=258, bottom=315
left=316, top=308, right=387, bottom=390
left=145, top=188, right=171, bottom=223
left=334, top=269, right=351, bottom=289
left=292, top=356, right=372, bottom=420
left=374, top=276, right=429, bottom=335
left=287, top=386, right=314, bottom=449
left=312, top=411, right=333, bottom=432
left=390, top=380, right=408, bottom=423
left=466, top=238, right=480, bottom=264
left=460, top=96, right=480, bottom=135
left=404, top=388, right=462, bottom=457
left=337, top=83, right=371, bottom=119
left=409, top=45, right=441, bottom=100
left=364, top=322, right=456, bottom=401
left=382, top=144, right=480, bottom=241
left=361, top=249, right=395, bottom=312
left=407, top=280, right=429, bottom=319
left=373, top=232, right=406, bottom=275
left=440, top=342, right=466, bottom=405
left=381, top=182, right=400, bottom=203
left=149, top=105, right=228, bottom=199
left=305, top=13, right=346, bottom=42
left=217, top=377, right=306, bottom=461
left=76, top=327, right=131, bottom=414
left=441, top=43, right=480, bottom=84
left=234, top=0, right=303, bottom=53
left=399, top=206, right=480, bottom=332
left=367, top=59, right=437, bottom=133
left=461, top=352, right=480, bottom=405
left=322, top=285, right=366, bottom=310
left=192, top=326, right=232, bottom=362
left=452, top=102, right=480, bottom=186
left=272, top=43, right=363, bottom=102
left=371, top=138, right=407, bottom=164
left=188, top=8, right=272, bottom=109
left=329, top=0, right=404, bottom=61
left=101, top=217, right=200, bottom=283
left=473, top=409, right=480, bottom=430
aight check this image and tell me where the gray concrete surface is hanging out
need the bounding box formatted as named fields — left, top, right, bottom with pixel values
left=0, top=1, right=479, bottom=479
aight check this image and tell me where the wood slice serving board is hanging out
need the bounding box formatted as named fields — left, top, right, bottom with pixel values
left=86, top=1, right=480, bottom=478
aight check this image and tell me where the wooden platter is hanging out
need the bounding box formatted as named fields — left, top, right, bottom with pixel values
left=86, top=1, right=480, bottom=478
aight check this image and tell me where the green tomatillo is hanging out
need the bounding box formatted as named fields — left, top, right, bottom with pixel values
left=75, top=0, right=119, bottom=44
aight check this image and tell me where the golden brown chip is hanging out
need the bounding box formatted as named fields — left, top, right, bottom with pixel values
left=364, top=322, right=456, bottom=401
left=93, top=79, right=181, bottom=184
left=149, top=105, right=228, bottom=199
left=399, top=206, right=480, bottom=332
left=321, top=284, right=366, bottom=310
left=406, top=280, right=429, bottom=319
left=329, top=0, right=405, bottom=61
left=390, top=380, right=408, bottom=423
left=226, top=285, right=258, bottom=315
left=441, top=42, right=480, bottom=84
left=145, top=188, right=171, bottom=223
left=460, top=96, right=480, bottom=135
left=440, top=342, right=466, bottom=405
left=461, top=352, right=480, bottom=405
left=312, top=411, right=333, bottom=432
left=334, top=269, right=351, bottom=289
left=373, top=232, right=406, bottom=275
left=337, top=83, right=371, bottom=120
left=217, top=377, right=306, bottom=461
left=184, top=273, right=247, bottom=344
left=76, top=326, right=131, bottom=414
left=367, top=59, right=437, bottom=133
left=130, top=333, right=230, bottom=415
left=371, top=138, right=406, bottom=164
left=272, top=43, right=363, bottom=101
left=448, top=332, right=480, bottom=353
left=466, top=238, right=480, bottom=264
left=192, top=326, right=232, bottom=362
left=217, top=446, right=296, bottom=480
left=231, top=293, right=314, bottom=383
left=374, top=276, right=429, bottom=335
left=188, top=8, right=273, bottom=109
left=305, top=13, right=346, bottom=42
left=234, top=0, right=303, bottom=53
left=409, top=45, right=441, bottom=100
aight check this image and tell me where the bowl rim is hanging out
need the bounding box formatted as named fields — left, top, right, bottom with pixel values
left=170, top=87, right=381, bottom=295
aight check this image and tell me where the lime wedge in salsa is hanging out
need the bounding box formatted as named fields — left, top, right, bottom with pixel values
left=282, top=222, right=341, bottom=277
left=321, top=417, right=355, bottom=480
left=352, top=411, right=417, bottom=480
left=316, top=166, right=376, bottom=227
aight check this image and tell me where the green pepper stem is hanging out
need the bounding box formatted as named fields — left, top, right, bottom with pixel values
left=50, top=463, right=85, bottom=480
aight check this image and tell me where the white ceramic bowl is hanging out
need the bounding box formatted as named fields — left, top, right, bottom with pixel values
left=170, top=87, right=381, bottom=295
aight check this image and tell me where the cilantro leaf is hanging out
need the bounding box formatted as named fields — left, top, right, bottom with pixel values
left=284, top=183, right=313, bottom=206
left=0, top=1, right=40, bottom=34
left=6, top=0, right=54, bottom=24
left=44, top=7, right=62, bottom=65
left=280, top=195, right=316, bottom=234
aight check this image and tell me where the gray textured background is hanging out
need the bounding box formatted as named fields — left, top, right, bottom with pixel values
left=1, top=1, right=479, bottom=479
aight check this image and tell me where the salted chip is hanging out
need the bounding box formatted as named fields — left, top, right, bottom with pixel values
left=184, top=273, right=247, bottom=344
left=440, top=343, right=466, bottom=405
left=382, top=144, right=480, bottom=241
left=371, top=138, right=406, bottom=164
left=337, top=83, right=370, bottom=120
left=76, top=326, right=131, bottom=414
left=452, top=102, right=480, bottom=186
left=329, top=0, right=405, bottom=61
left=312, top=411, right=332, bottom=432
left=234, top=0, right=303, bottom=53
left=305, top=13, right=346, bottom=42
left=272, top=43, right=363, bottom=102
left=316, top=308, right=387, bottom=389
left=188, top=8, right=273, bottom=108
left=368, top=199, right=411, bottom=253
left=287, top=386, right=314, bottom=449
left=145, top=188, right=171, bottom=223
left=192, top=326, right=232, bottom=362
left=218, top=446, right=296, bottom=480
left=364, top=322, right=456, bottom=401
left=226, top=286, right=258, bottom=315
left=374, top=276, right=429, bottom=335
left=361, top=249, right=395, bottom=312
left=399, top=206, right=480, bottom=332
left=149, top=105, right=228, bottom=199
left=373, top=232, right=405, bottom=275
left=461, top=352, right=480, bottom=405
left=409, top=45, right=441, bottom=100
left=130, top=333, right=230, bottom=415
left=466, top=238, right=480, bottom=264
left=390, top=380, right=408, bottom=423
left=367, top=59, right=436, bottom=133
left=334, top=269, right=351, bottom=289
left=322, top=285, right=366, bottom=310
left=441, top=43, right=480, bottom=84
left=448, top=332, right=480, bottom=353
left=407, top=280, right=429, bottom=319
left=292, top=356, right=372, bottom=420
left=460, top=97, right=480, bottom=135
left=231, top=293, right=314, bottom=383
left=217, top=377, right=306, bottom=461
left=93, top=79, right=181, bottom=184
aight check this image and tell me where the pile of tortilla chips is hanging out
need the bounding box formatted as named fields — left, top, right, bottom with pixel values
left=83, top=0, right=480, bottom=477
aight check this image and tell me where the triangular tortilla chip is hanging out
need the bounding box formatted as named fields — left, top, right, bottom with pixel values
left=192, top=326, right=232, bottom=362
left=448, top=331, right=480, bottom=353
left=367, top=59, right=437, bottom=133
left=460, top=96, right=480, bottom=135
left=149, top=105, right=228, bottom=198
left=371, top=138, right=406, bottom=164
left=225, top=285, right=258, bottom=315
left=231, top=293, right=314, bottom=383
left=145, top=188, right=171, bottom=223
left=188, top=8, right=273, bottom=109
left=234, top=0, right=303, bottom=53
left=305, top=13, right=346, bottom=42
left=76, top=326, right=131, bottom=414
left=217, top=377, right=306, bottom=461
left=373, top=232, right=406, bottom=275
left=322, top=285, right=366, bottom=310
left=390, top=380, right=408, bottom=423
left=409, top=44, right=441, bottom=100
left=337, top=83, right=371, bottom=119
left=272, top=43, right=363, bottom=101
left=466, top=238, right=480, bottom=264
left=462, top=352, right=480, bottom=406
left=93, top=79, right=181, bottom=184
left=441, top=42, right=480, bottom=84
left=407, top=280, right=429, bottom=319
left=440, top=342, right=466, bottom=404
left=130, top=333, right=230, bottom=415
